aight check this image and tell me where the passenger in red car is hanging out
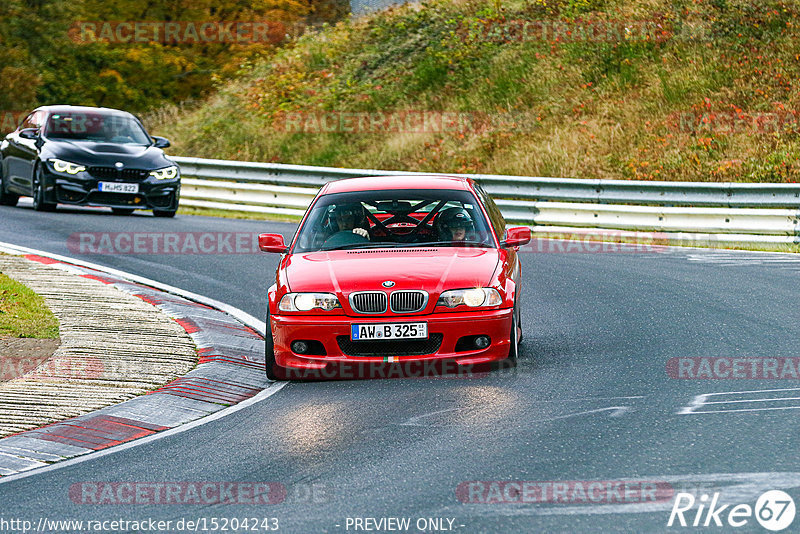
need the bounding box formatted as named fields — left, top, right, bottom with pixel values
left=436, top=207, right=474, bottom=242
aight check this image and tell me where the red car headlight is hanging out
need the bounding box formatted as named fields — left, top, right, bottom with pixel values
left=437, top=288, right=502, bottom=308
left=279, top=292, right=342, bottom=312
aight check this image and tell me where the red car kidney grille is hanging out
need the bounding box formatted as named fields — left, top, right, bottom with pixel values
left=390, top=291, right=427, bottom=313
left=350, top=291, right=388, bottom=314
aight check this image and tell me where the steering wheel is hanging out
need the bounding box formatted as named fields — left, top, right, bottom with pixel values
left=322, top=230, right=369, bottom=249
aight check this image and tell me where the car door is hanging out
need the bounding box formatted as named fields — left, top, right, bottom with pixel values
left=3, top=111, right=44, bottom=195
left=1, top=111, right=33, bottom=194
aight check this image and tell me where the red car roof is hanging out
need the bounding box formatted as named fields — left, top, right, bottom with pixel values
left=322, top=175, right=472, bottom=194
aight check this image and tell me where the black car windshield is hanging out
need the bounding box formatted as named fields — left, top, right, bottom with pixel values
left=43, top=112, right=152, bottom=145
left=292, top=188, right=496, bottom=253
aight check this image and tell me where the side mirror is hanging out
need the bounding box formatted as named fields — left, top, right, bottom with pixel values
left=259, top=233, right=288, bottom=253
left=19, top=128, right=39, bottom=140
left=152, top=136, right=171, bottom=149
left=502, top=227, right=531, bottom=248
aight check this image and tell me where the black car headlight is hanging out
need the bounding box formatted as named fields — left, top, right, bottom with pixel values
left=149, top=166, right=179, bottom=180
left=49, top=159, right=86, bottom=175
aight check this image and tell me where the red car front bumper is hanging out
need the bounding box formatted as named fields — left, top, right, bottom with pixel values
left=270, top=308, right=514, bottom=370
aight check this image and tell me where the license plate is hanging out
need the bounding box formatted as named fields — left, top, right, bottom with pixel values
left=351, top=322, right=427, bottom=341
left=99, top=182, right=138, bottom=193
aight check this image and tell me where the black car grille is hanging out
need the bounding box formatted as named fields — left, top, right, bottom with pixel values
left=337, top=334, right=443, bottom=357
left=390, top=291, right=427, bottom=313
left=350, top=292, right=387, bottom=314
left=88, top=167, right=150, bottom=181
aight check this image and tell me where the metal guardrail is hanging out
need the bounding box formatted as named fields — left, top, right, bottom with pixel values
left=172, top=156, right=800, bottom=245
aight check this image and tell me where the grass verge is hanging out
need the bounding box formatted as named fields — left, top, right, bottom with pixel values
left=0, top=273, right=59, bottom=339
left=177, top=205, right=303, bottom=223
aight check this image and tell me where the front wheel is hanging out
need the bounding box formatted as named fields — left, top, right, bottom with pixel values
left=153, top=209, right=176, bottom=218
left=265, top=310, right=284, bottom=381
left=0, top=164, right=19, bottom=207
left=32, top=167, right=56, bottom=212
left=507, top=301, right=520, bottom=362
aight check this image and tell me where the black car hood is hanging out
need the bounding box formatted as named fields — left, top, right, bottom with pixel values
left=42, top=139, right=173, bottom=169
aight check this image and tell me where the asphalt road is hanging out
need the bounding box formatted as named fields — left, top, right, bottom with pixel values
left=2, top=201, right=800, bottom=533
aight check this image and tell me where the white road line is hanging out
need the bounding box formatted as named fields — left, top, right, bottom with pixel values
left=704, top=386, right=800, bottom=396
left=703, top=396, right=800, bottom=405
left=688, top=406, right=800, bottom=414
left=678, top=387, right=800, bottom=414
left=535, top=406, right=632, bottom=421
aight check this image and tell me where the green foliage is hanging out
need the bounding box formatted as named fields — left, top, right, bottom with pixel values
left=0, top=0, right=343, bottom=120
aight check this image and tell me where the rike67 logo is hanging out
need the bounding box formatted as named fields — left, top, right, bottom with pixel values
left=668, top=490, right=796, bottom=531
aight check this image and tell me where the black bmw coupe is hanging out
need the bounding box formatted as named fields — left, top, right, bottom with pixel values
left=0, top=105, right=180, bottom=217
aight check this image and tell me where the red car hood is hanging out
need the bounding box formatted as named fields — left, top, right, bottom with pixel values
left=283, top=247, right=500, bottom=294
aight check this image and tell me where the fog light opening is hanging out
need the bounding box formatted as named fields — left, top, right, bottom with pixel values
left=291, top=340, right=310, bottom=354
left=474, top=336, right=491, bottom=349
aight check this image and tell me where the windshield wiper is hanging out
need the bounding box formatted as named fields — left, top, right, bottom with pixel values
left=408, top=241, right=492, bottom=248
left=320, top=242, right=404, bottom=251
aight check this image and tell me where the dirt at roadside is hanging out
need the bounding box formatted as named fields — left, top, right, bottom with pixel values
left=0, top=337, right=61, bottom=382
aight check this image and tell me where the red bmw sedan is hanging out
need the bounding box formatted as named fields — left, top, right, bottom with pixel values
left=258, top=175, right=531, bottom=380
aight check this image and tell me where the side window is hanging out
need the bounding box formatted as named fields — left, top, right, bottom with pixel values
left=20, top=113, right=37, bottom=130
left=474, top=183, right=506, bottom=240
left=19, top=111, right=44, bottom=131
left=30, top=111, right=45, bottom=129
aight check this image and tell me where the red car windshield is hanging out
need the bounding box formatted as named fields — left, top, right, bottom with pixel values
left=293, top=189, right=496, bottom=253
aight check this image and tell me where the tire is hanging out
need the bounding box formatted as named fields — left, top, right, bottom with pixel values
left=112, top=208, right=135, bottom=216
left=32, top=167, right=56, bottom=212
left=153, top=209, right=176, bottom=218
left=264, top=310, right=283, bottom=381
left=507, top=300, right=520, bottom=362
left=0, top=163, right=19, bottom=207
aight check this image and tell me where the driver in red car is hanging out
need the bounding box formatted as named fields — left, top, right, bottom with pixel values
left=436, top=207, right=474, bottom=242
left=331, top=203, right=371, bottom=240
